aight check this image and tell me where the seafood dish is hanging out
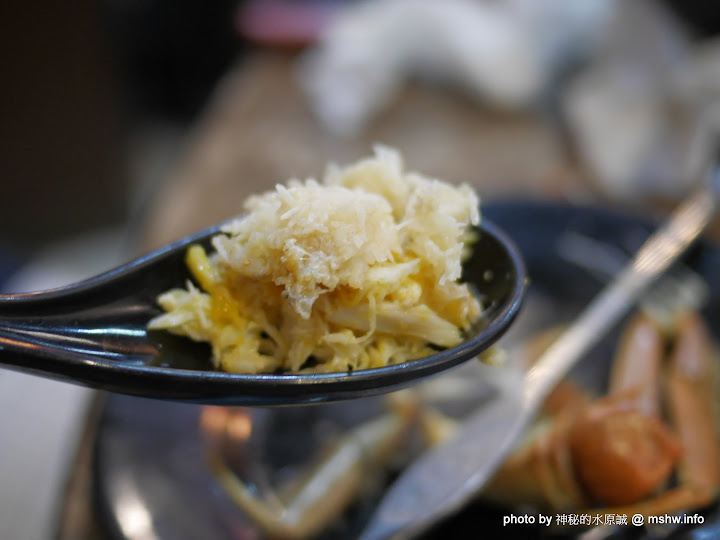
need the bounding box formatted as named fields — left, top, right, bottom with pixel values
left=148, top=146, right=482, bottom=374
left=200, top=308, right=719, bottom=538
left=468, top=310, right=719, bottom=519
left=92, top=203, right=720, bottom=540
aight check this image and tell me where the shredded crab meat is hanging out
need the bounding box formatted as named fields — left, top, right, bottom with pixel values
left=148, top=145, right=482, bottom=374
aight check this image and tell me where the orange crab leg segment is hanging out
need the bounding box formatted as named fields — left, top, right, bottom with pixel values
left=584, top=310, right=720, bottom=519
left=664, top=310, right=720, bottom=507
left=607, top=312, right=665, bottom=417
left=568, top=313, right=682, bottom=506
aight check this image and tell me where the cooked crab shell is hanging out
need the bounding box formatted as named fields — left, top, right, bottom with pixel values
left=427, top=310, right=720, bottom=518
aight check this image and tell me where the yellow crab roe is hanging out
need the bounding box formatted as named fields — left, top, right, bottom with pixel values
left=148, top=146, right=481, bottom=374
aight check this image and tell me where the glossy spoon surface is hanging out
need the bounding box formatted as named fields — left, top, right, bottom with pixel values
left=0, top=220, right=525, bottom=406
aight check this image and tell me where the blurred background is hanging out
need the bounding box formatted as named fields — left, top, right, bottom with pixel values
left=2, top=0, right=720, bottom=538
left=2, top=0, right=720, bottom=271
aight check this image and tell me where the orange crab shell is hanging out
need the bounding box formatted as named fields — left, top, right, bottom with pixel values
left=568, top=393, right=682, bottom=506
left=482, top=310, right=720, bottom=517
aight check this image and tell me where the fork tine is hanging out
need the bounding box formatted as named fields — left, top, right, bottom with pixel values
left=556, top=231, right=710, bottom=332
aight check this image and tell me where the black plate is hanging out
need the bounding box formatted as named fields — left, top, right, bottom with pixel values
left=92, top=201, right=720, bottom=540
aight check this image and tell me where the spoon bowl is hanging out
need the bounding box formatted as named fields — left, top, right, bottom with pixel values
left=0, top=219, right=525, bottom=406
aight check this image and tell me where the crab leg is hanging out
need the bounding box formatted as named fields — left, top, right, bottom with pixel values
left=666, top=310, right=720, bottom=502
left=584, top=310, right=720, bottom=518
left=607, top=312, right=665, bottom=416
left=644, top=310, right=720, bottom=512
left=482, top=313, right=678, bottom=510
left=210, top=398, right=417, bottom=540
left=567, top=312, right=683, bottom=507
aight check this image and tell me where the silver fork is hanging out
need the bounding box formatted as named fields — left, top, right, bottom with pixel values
left=557, top=230, right=710, bottom=330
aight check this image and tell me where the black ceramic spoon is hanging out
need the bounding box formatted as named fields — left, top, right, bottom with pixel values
left=0, top=220, right=525, bottom=406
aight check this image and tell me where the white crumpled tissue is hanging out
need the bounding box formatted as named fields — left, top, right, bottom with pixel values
left=298, top=0, right=615, bottom=136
